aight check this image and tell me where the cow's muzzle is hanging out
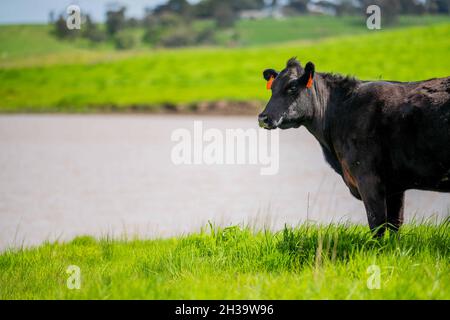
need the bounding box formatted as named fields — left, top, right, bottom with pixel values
left=258, top=113, right=283, bottom=129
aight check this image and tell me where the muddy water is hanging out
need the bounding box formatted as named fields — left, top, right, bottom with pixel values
left=0, top=115, right=448, bottom=250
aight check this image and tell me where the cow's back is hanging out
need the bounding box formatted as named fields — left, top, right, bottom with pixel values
left=380, top=77, right=450, bottom=191
left=334, top=77, right=450, bottom=191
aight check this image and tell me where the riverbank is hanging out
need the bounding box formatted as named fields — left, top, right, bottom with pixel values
left=0, top=100, right=263, bottom=115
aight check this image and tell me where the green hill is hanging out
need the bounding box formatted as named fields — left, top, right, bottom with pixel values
left=1, top=15, right=448, bottom=60
left=0, top=22, right=449, bottom=112
left=232, top=14, right=450, bottom=45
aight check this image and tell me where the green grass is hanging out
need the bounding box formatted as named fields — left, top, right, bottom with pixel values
left=231, top=15, right=450, bottom=46
left=0, top=222, right=448, bottom=299
left=0, top=23, right=449, bottom=112
left=1, top=15, right=447, bottom=60
left=0, top=24, right=116, bottom=61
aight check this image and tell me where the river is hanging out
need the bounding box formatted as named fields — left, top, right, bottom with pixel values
left=0, top=115, right=448, bottom=250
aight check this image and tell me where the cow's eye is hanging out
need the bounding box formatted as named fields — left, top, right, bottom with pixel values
left=287, top=85, right=298, bottom=95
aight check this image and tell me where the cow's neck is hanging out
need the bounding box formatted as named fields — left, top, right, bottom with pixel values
left=303, top=72, right=360, bottom=153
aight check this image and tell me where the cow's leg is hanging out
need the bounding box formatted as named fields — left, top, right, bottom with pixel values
left=357, top=174, right=387, bottom=237
left=386, top=191, right=405, bottom=232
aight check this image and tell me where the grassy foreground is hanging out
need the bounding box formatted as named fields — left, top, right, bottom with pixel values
left=0, top=222, right=449, bottom=299
left=1, top=23, right=449, bottom=112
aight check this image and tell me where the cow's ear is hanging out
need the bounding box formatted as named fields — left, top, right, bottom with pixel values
left=299, top=62, right=315, bottom=88
left=263, top=69, right=278, bottom=81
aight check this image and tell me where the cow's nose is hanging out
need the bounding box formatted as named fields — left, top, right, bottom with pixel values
left=258, top=113, right=269, bottom=124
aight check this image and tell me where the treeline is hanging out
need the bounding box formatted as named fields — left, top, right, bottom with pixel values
left=52, top=0, right=266, bottom=49
left=52, top=0, right=450, bottom=49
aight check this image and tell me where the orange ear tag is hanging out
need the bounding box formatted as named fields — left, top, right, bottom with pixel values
left=306, top=74, right=313, bottom=88
left=266, top=76, right=274, bottom=90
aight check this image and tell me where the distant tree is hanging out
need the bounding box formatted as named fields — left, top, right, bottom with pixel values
left=153, top=0, right=193, bottom=21
left=126, top=17, right=140, bottom=28
left=193, top=0, right=216, bottom=18
left=335, top=0, right=358, bottom=16
left=83, top=15, right=106, bottom=43
left=142, top=19, right=160, bottom=45
left=399, top=0, right=426, bottom=14
left=142, top=12, right=185, bottom=46
left=285, top=0, right=310, bottom=14
left=230, top=0, right=265, bottom=11
left=193, top=0, right=265, bottom=18
left=54, top=15, right=68, bottom=38
left=426, top=0, right=450, bottom=13
left=54, top=14, right=80, bottom=39
left=158, top=12, right=185, bottom=27
left=214, top=2, right=236, bottom=28
left=142, top=5, right=218, bottom=48
left=106, top=6, right=126, bottom=36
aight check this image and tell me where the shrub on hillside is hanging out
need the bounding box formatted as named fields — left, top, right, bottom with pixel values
left=53, top=15, right=81, bottom=39
left=83, top=15, right=106, bottom=43
left=114, top=31, right=137, bottom=50
left=159, top=28, right=196, bottom=47
left=106, top=6, right=126, bottom=36
left=142, top=11, right=216, bottom=47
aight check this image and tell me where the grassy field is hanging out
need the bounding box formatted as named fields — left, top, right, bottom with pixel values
left=0, top=222, right=448, bottom=299
left=0, top=18, right=449, bottom=112
left=232, top=14, right=450, bottom=45
left=1, top=15, right=447, bottom=58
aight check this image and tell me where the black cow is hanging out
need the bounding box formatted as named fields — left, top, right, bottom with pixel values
left=259, top=57, right=450, bottom=236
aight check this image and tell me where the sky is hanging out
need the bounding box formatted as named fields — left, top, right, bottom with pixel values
left=0, top=0, right=171, bottom=24
left=0, top=0, right=292, bottom=25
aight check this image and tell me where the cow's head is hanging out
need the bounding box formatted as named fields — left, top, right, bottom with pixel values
left=259, top=58, right=315, bottom=130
